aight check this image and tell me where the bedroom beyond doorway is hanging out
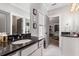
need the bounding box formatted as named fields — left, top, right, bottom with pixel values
left=49, top=16, right=59, bottom=47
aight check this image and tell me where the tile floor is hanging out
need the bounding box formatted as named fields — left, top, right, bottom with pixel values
left=43, top=38, right=62, bottom=56
left=43, top=44, right=61, bottom=56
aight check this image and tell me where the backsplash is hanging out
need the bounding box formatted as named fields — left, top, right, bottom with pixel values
left=8, top=33, right=31, bottom=42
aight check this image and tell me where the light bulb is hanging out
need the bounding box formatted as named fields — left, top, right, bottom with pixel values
left=75, top=4, right=79, bottom=12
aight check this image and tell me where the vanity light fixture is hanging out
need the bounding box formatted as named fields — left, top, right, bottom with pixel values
left=70, top=3, right=77, bottom=12
left=75, top=4, right=79, bottom=12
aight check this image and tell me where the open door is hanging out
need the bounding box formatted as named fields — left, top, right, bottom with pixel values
left=44, top=15, right=49, bottom=48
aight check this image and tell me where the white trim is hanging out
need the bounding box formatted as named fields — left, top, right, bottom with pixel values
left=11, top=12, right=25, bottom=18
left=59, top=15, right=62, bottom=49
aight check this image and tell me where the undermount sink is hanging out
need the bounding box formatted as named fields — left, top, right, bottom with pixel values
left=12, top=39, right=32, bottom=45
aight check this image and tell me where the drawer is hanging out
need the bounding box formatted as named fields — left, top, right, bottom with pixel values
left=21, top=43, right=38, bottom=56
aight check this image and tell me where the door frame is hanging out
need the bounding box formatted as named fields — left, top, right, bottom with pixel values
left=47, top=15, right=61, bottom=48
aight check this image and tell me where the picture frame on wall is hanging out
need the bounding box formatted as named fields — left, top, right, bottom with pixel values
left=33, top=22, right=37, bottom=29
left=33, top=8, right=37, bottom=15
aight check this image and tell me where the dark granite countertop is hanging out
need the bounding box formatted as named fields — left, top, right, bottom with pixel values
left=61, top=32, right=79, bottom=38
left=0, top=36, right=43, bottom=56
left=61, top=35, right=79, bottom=38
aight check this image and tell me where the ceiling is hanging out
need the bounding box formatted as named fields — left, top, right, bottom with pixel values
left=10, top=3, right=70, bottom=11
left=42, top=3, right=70, bottom=11
left=9, top=3, right=70, bottom=16
left=10, top=3, right=31, bottom=13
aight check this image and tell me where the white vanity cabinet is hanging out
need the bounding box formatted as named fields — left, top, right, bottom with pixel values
left=21, top=43, right=38, bottom=56
left=61, top=37, right=79, bottom=56
left=38, top=39, right=44, bottom=56
left=30, top=47, right=42, bottom=56
left=74, top=38, right=79, bottom=56
left=8, top=40, right=44, bottom=56
left=61, top=37, right=75, bottom=56
left=30, top=40, right=44, bottom=56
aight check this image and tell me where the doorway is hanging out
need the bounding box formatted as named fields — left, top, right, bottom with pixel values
left=43, top=16, right=61, bottom=56
left=49, top=16, right=59, bottom=47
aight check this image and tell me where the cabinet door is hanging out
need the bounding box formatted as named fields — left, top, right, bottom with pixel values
left=62, top=37, right=76, bottom=56
left=30, top=47, right=42, bottom=56
left=21, top=43, right=38, bottom=56
left=38, top=40, right=44, bottom=55
left=30, top=40, right=44, bottom=56
left=75, top=38, right=79, bottom=55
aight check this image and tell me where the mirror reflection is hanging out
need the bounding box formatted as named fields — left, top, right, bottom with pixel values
left=12, top=15, right=23, bottom=34
left=0, top=10, right=10, bottom=34
left=25, top=18, right=30, bottom=34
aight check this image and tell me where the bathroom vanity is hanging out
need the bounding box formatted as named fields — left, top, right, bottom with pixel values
left=61, top=32, right=79, bottom=56
left=0, top=36, right=44, bottom=56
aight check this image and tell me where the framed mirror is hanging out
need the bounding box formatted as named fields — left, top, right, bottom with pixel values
left=0, top=10, right=10, bottom=34
left=12, top=15, right=23, bottom=34
left=33, top=8, right=37, bottom=15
